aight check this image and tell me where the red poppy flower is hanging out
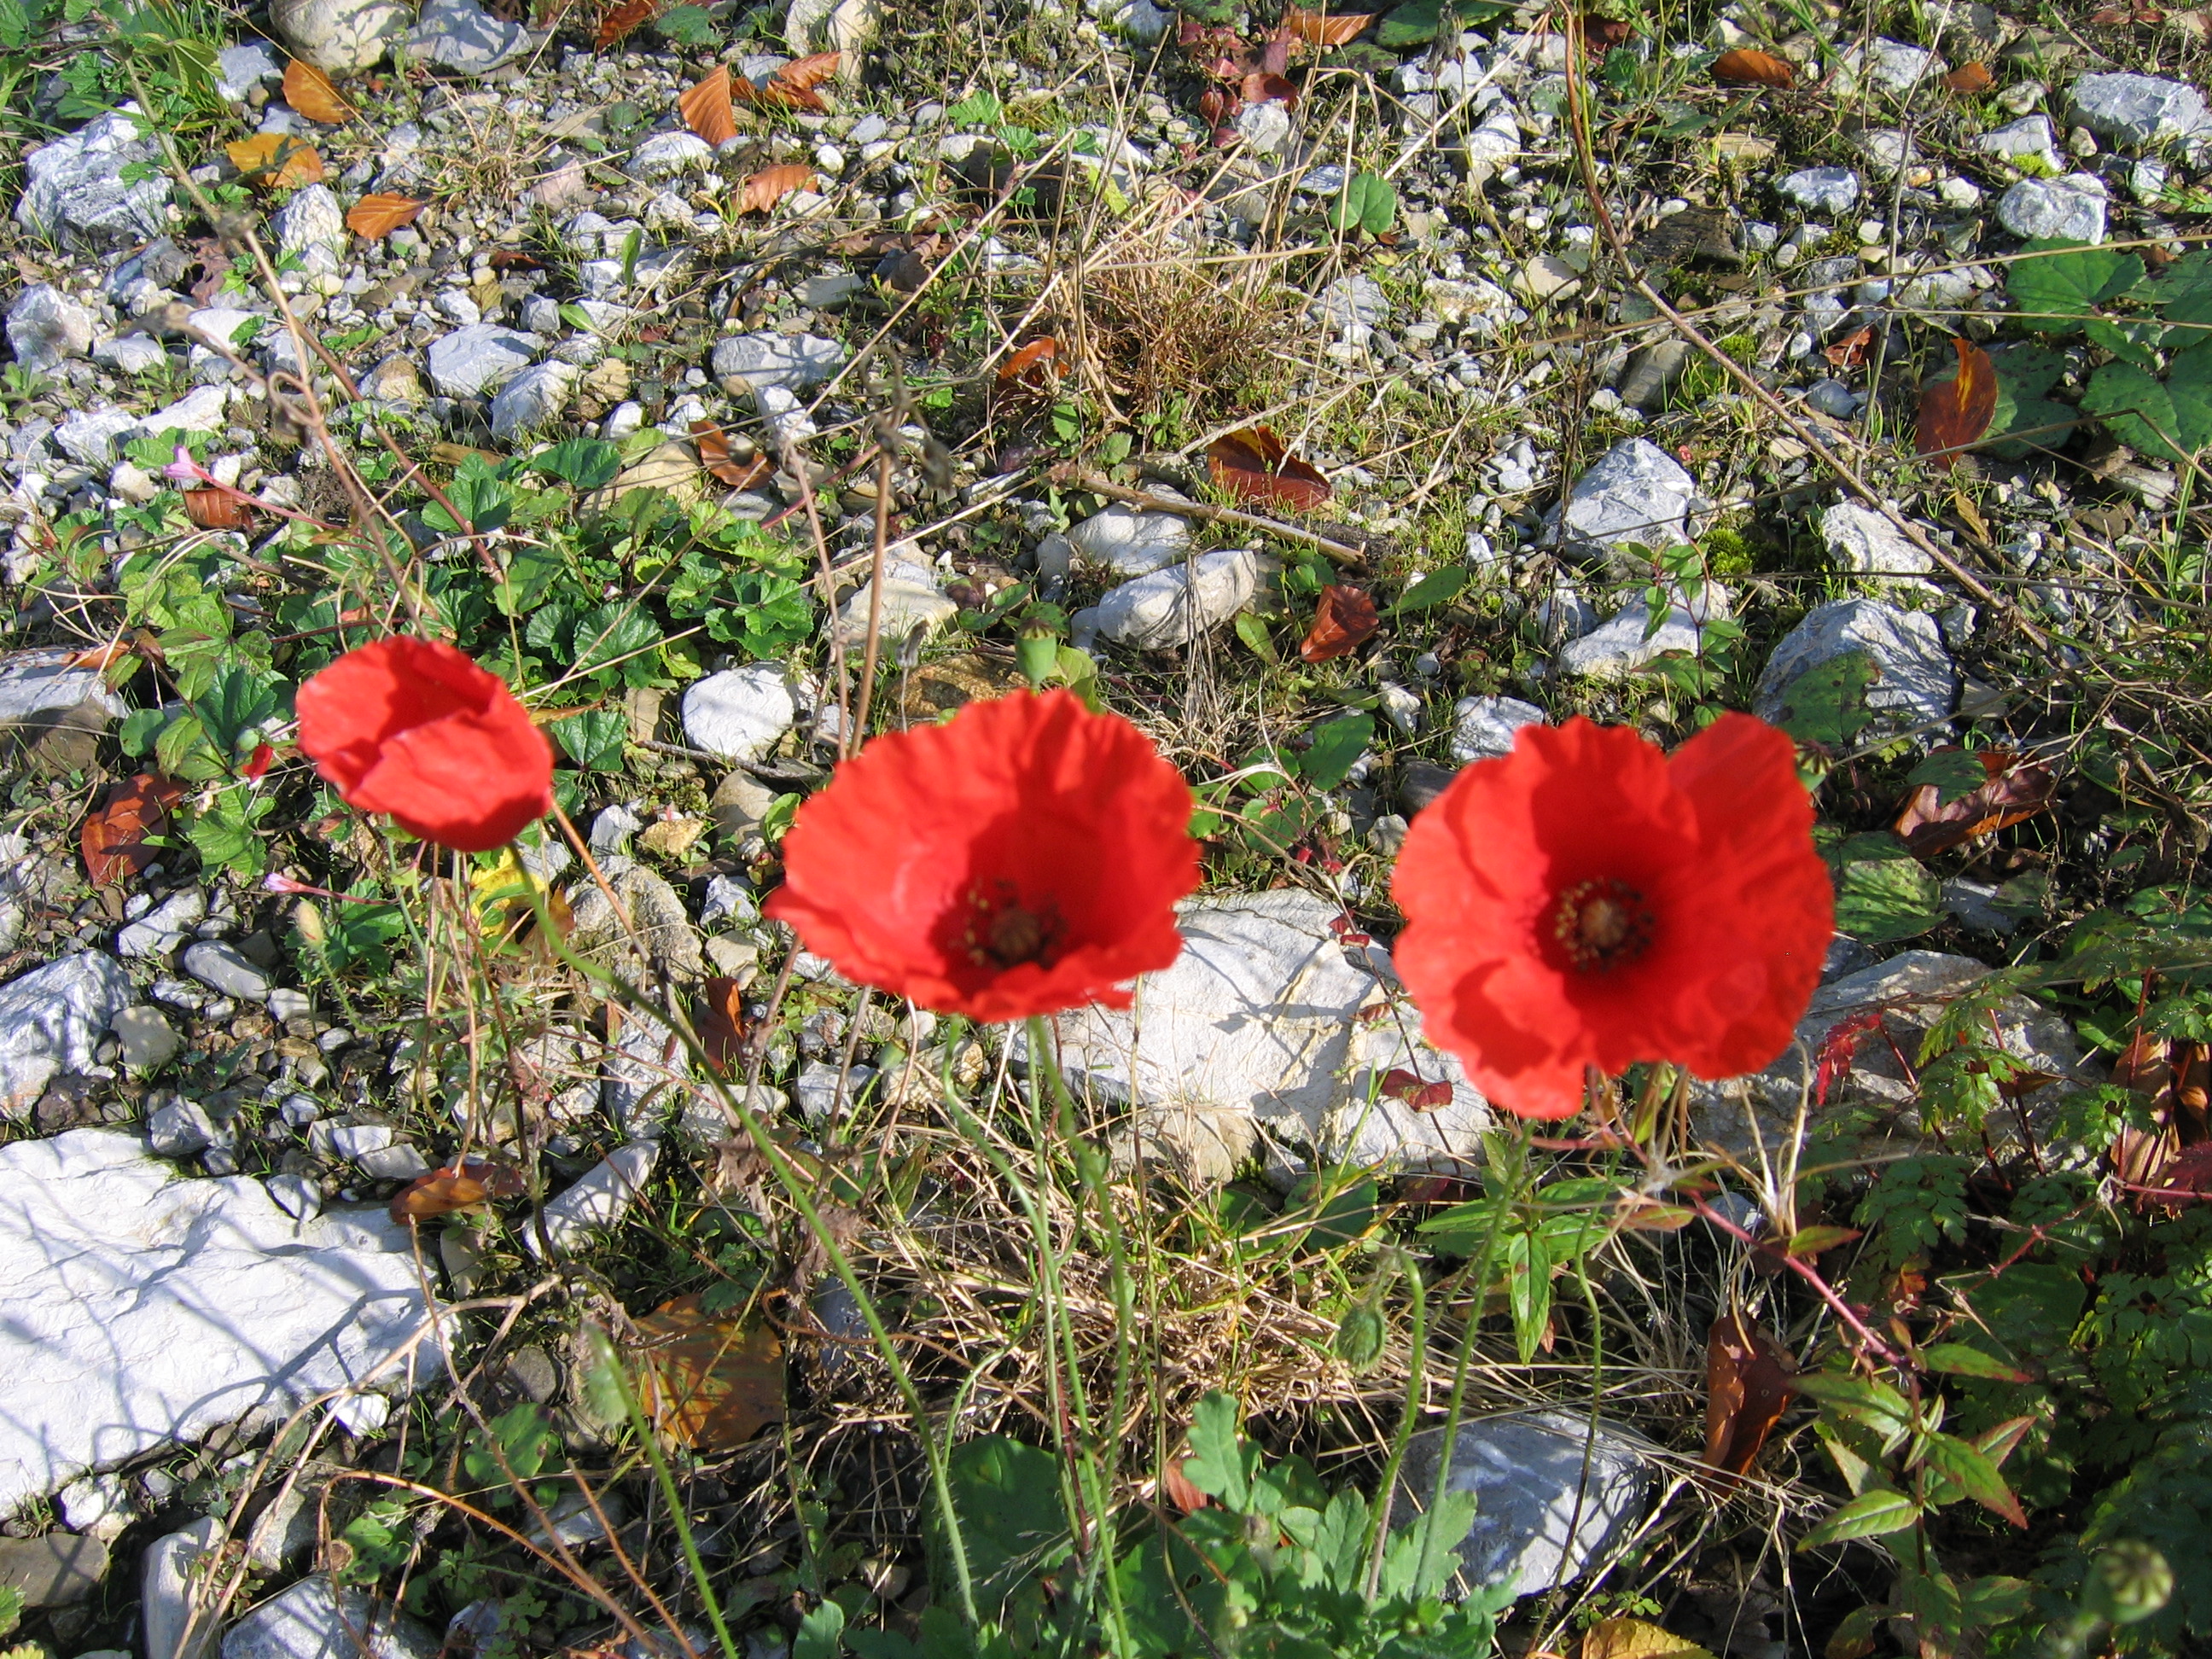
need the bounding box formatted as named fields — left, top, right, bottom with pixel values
left=1390, top=713, right=1832, bottom=1120
left=296, top=637, right=554, bottom=853
left=764, top=690, right=1200, bottom=1021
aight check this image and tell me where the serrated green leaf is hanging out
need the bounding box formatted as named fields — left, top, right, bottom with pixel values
left=1770, top=649, right=1874, bottom=747
left=2082, top=360, right=2187, bottom=463
left=1301, top=712, right=1373, bottom=791
left=1798, top=1487, right=1921, bottom=1548
left=1836, top=853, right=1944, bottom=945
left=1918, top=1342, right=2033, bottom=1382
left=2005, top=239, right=2145, bottom=334
left=1183, top=1391, right=1257, bottom=1510
left=1796, top=1371, right=1916, bottom=1447
left=1918, top=1432, right=2027, bottom=1526
left=531, top=436, right=622, bottom=490
left=1377, top=0, right=1511, bottom=46
left=1906, top=748, right=1989, bottom=806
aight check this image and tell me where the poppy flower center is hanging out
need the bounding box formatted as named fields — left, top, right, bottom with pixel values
left=1551, top=877, right=1654, bottom=974
left=962, top=884, right=1062, bottom=971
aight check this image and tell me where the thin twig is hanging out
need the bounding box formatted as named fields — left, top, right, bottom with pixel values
left=1050, top=465, right=1370, bottom=569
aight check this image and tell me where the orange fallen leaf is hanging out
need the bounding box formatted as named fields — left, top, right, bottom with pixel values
left=732, top=50, right=840, bottom=113
left=1712, top=46, right=1796, bottom=87
left=282, top=58, right=356, bottom=123
left=997, top=336, right=1061, bottom=384
left=1161, top=1463, right=1212, bottom=1514
left=632, top=1294, right=786, bottom=1452
left=690, top=419, right=773, bottom=490
left=696, top=974, right=751, bottom=1077
left=1893, top=748, right=2055, bottom=857
left=1942, top=59, right=1993, bottom=92
left=345, top=193, right=426, bottom=238
left=736, top=162, right=814, bottom=214
left=1284, top=7, right=1375, bottom=45
left=1824, top=324, right=1874, bottom=371
left=82, top=774, right=185, bottom=887
left=1915, top=335, right=1999, bottom=468
left=389, top=1161, right=527, bottom=1224
left=595, top=0, right=659, bottom=48
left=1300, top=584, right=1378, bottom=662
left=181, top=489, right=256, bottom=529
left=227, top=132, right=325, bottom=189
left=678, top=65, right=736, bottom=147
left=1702, top=1307, right=1796, bottom=1476
left=1208, top=425, right=1331, bottom=511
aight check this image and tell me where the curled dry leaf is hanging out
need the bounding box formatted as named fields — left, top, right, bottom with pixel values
left=1892, top=747, right=2055, bottom=856
left=678, top=65, right=736, bottom=147
left=1208, top=424, right=1331, bottom=510
left=1942, top=59, right=1994, bottom=92
left=1160, top=1464, right=1212, bottom=1514
left=1824, top=325, right=1874, bottom=370
left=737, top=162, right=815, bottom=214
left=181, top=489, right=256, bottom=529
left=690, top=419, right=773, bottom=490
left=282, top=58, right=356, bottom=123
left=1378, top=1067, right=1454, bottom=1110
left=1241, top=70, right=1299, bottom=108
left=733, top=50, right=840, bottom=112
left=1916, top=335, right=1999, bottom=466
left=1578, top=1620, right=1719, bottom=1659
left=1711, top=46, right=1796, bottom=87
left=997, top=336, right=1061, bottom=384
left=227, top=132, right=325, bottom=189
left=388, top=1161, right=527, bottom=1224
left=82, top=774, right=185, bottom=888
left=696, top=974, right=750, bottom=1078
left=632, top=1293, right=786, bottom=1452
left=1283, top=7, right=1375, bottom=45
left=594, top=0, right=659, bottom=48
left=1299, top=584, right=1379, bottom=662
left=345, top=192, right=427, bottom=238
left=1702, top=1307, right=1797, bottom=1476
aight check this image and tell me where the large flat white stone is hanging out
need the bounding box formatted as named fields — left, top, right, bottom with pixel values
left=0, top=1130, right=442, bottom=1514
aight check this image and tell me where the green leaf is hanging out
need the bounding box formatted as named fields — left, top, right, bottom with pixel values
left=793, top=1600, right=845, bottom=1659
left=651, top=1, right=713, bottom=41
left=1301, top=712, right=1373, bottom=791
left=1183, top=1391, right=1258, bottom=1510
left=1234, top=610, right=1279, bottom=664
left=1906, top=748, right=1989, bottom=805
left=1290, top=1172, right=1379, bottom=1252
left=1769, top=649, right=1874, bottom=747
left=2083, top=361, right=2185, bottom=463
left=494, top=541, right=568, bottom=617
left=1377, top=0, right=1510, bottom=47
left=184, top=787, right=273, bottom=878
left=119, top=706, right=168, bottom=758
left=934, top=1435, right=1072, bottom=1615
left=1503, top=1228, right=1552, bottom=1364
left=1396, top=565, right=1470, bottom=611
left=1380, top=1489, right=1478, bottom=1600
left=571, top=602, right=664, bottom=684
left=1918, top=1342, right=2033, bottom=1383
left=1918, top=1431, right=2027, bottom=1526
left=2087, top=315, right=2165, bottom=369
left=2162, top=341, right=2212, bottom=455
left=2005, top=239, right=2145, bottom=335
left=531, top=437, right=622, bottom=490
left=1795, top=1371, right=1918, bottom=1447
left=1797, top=1487, right=1922, bottom=1549
left=200, top=662, right=283, bottom=754
left=558, top=303, right=594, bottom=333
left=549, top=708, right=626, bottom=771
left=1835, top=849, right=1944, bottom=944
left=1327, top=170, right=1397, bottom=238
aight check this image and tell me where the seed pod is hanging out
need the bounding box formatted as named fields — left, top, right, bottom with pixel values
left=2086, top=1541, right=2173, bottom=1627
left=1335, top=1304, right=1387, bottom=1373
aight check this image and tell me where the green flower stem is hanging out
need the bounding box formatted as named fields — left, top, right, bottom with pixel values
left=1361, top=1248, right=1427, bottom=1586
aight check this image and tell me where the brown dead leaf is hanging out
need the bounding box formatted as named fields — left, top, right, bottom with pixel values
left=690, top=419, right=773, bottom=489
left=1208, top=425, right=1331, bottom=510
left=1284, top=7, right=1375, bottom=45
left=227, top=132, right=325, bottom=189
left=736, top=163, right=815, bottom=214
left=181, top=489, right=256, bottom=529
left=1377, top=1067, right=1453, bottom=1110
left=733, top=51, right=840, bottom=113
left=1893, top=747, right=2056, bottom=857
left=678, top=65, right=736, bottom=147
left=1161, top=1463, right=1212, bottom=1514
left=81, top=775, right=184, bottom=888
left=997, top=336, right=1061, bottom=385
left=1712, top=47, right=1796, bottom=87
left=1915, top=335, right=1999, bottom=468
left=594, top=0, right=659, bottom=48
left=388, top=1161, right=527, bottom=1224
left=1702, top=1307, right=1797, bottom=1476
left=1300, top=584, right=1379, bottom=662
left=696, top=974, right=751, bottom=1078
left=1942, top=59, right=1994, bottom=91
left=282, top=58, right=356, bottom=123
left=1241, top=70, right=1299, bottom=108
left=632, top=1294, right=786, bottom=1452
left=345, top=193, right=427, bottom=238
